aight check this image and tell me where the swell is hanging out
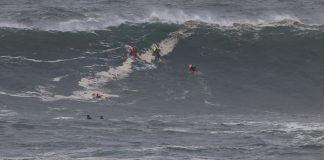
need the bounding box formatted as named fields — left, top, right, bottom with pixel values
left=0, top=23, right=179, bottom=59
left=179, top=25, right=324, bottom=112
left=0, top=21, right=323, bottom=59
left=0, top=28, right=103, bottom=59
left=0, top=23, right=324, bottom=111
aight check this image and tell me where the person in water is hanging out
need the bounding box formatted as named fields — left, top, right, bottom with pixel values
left=188, top=64, right=197, bottom=73
left=87, top=115, right=92, bottom=120
left=127, top=46, right=138, bottom=59
left=151, top=44, right=161, bottom=61
left=92, top=92, right=103, bottom=99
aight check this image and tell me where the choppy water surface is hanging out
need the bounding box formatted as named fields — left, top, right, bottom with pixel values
left=1, top=0, right=324, bottom=159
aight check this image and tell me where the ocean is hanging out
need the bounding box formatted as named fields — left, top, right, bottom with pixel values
left=0, top=0, right=324, bottom=159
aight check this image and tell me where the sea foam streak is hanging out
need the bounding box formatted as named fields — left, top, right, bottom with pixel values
left=52, top=75, right=68, bottom=82
left=37, top=88, right=119, bottom=102
left=0, top=56, right=86, bottom=63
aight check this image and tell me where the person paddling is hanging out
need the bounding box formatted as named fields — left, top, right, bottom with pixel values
left=188, top=64, right=197, bottom=73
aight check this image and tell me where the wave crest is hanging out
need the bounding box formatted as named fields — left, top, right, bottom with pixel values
left=0, top=9, right=316, bottom=31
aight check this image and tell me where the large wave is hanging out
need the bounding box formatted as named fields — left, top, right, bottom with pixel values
left=0, top=21, right=323, bottom=112
left=0, top=8, right=322, bottom=31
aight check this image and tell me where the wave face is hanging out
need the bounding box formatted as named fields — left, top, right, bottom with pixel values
left=1, top=23, right=323, bottom=112
left=1, top=1, right=324, bottom=159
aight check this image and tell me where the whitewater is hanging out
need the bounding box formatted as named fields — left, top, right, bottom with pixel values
left=1, top=0, right=324, bottom=159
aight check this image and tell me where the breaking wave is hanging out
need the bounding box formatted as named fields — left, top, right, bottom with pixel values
left=0, top=8, right=322, bottom=31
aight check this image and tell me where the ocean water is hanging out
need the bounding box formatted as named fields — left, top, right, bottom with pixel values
left=0, top=0, right=324, bottom=159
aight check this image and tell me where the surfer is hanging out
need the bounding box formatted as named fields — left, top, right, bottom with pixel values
left=87, top=115, right=92, bottom=120
left=92, top=92, right=104, bottom=99
left=188, top=64, right=197, bottom=73
left=151, top=44, right=161, bottom=61
left=127, top=46, right=139, bottom=59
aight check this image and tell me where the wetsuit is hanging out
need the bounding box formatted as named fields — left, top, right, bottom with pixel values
left=153, top=48, right=161, bottom=59
left=93, top=93, right=103, bottom=98
left=96, top=94, right=102, bottom=98
left=189, top=66, right=197, bottom=72
left=128, top=47, right=138, bottom=59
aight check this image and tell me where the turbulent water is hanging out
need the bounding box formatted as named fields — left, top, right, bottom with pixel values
left=1, top=0, right=324, bottom=159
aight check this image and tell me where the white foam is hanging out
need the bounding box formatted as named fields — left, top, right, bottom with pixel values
left=0, top=21, right=28, bottom=29
left=152, top=114, right=176, bottom=118
left=79, top=57, right=134, bottom=90
left=0, top=90, right=39, bottom=98
left=46, top=15, right=128, bottom=31
left=53, top=117, right=74, bottom=120
left=204, top=99, right=216, bottom=106
left=0, top=74, right=122, bottom=102
left=210, top=130, right=247, bottom=134
left=53, top=10, right=302, bottom=31
left=163, top=127, right=191, bottom=133
left=0, top=86, right=119, bottom=102
left=131, top=146, right=164, bottom=152
left=0, top=56, right=86, bottom=63
left=281, top=122, right=324, bottom=132
left=48, top=107, right=66, bottom=111
left=147, top=11, right=303, bottom=27
left=52, top=75, right=68, bottom=82
left=0, top=109, right=18, bottom=117
left=0, top=9, right=309, bottom=31
left=165, top=145, right=206, bottom=151
left=39, top=90, right=120, bottom=102
left=293, top=134, right=324, bottom=145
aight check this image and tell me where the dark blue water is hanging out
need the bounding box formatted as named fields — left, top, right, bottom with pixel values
left=1, top=1, right=324, bottom=159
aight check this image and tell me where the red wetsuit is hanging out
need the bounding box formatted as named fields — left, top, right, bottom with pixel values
left=128, top=47, right=138, bottom=59
left=188, top=64, right=197, bottom=72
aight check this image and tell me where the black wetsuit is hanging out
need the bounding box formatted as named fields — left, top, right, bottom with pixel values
left=153, top=48, right=161, bottom=59
left=189, top=66, right=197, bottom=72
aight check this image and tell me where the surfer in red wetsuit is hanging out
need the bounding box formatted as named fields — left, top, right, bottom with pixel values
left=128, top=46, right=138, bottom=59
left=188, top=64, right=197, bottom=73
